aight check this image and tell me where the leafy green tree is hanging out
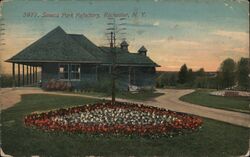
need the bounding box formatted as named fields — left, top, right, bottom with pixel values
left=156, top=72, right=178, bottom=87
left=195, top=68, right=205, bottom=77
left=219, top=58, right=236, bottom=88
left=169, top=74, right=177, bottom=86
left=237, top=58, right=250, bottom=90
left=178, top=64, right=188, bottom=84
left=156, top=73, right=168, bottom=88
left=187, top=68, right=195, bottom=83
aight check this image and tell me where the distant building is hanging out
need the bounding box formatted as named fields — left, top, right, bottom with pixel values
left=6, top=26, right=159, bottom=90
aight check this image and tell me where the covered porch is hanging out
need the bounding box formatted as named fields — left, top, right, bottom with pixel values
left=11, top=62, right=42, bottom=87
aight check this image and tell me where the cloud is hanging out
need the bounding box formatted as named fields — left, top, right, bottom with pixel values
left=235, top=0, right=249, bottom=4
left=136, top=30, right=146, bottom=35
left=126, top=20, right=160, bottom=28
left=140, top=31, right=249, bottom=71
left=2, top=0, right=13, bottom=3
left=212, top=30, right=249, bottom=42
left=153, top=21, right=160, bottom=26
left=126, top=23, right=155, bottom=27
left=151, top=38, right=201, bottom=47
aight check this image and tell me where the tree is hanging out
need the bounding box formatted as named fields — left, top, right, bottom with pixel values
left=106, top=17, right=126, bottom=105
left=156, top=73, right=168, bottom=88
left=219, top=58, right=236, bottom=88
left=187, top=68, right=195, bottom=83
left=237, top=58, right=250, bottom=90
left=195, top=68, right=205, bottom=77
left=178, top=64, right=188, bottom=84
left=156, top=72, right=178, bottom=87
left=169, top=74, right=177, bottom=86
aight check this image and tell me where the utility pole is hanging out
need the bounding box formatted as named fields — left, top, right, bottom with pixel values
left=110, top=31, right=116, bottom=105
left=248, top=32, right=250, bottom=157
left=106, top=17, right=127, bottom=105
left=0, top=16, right=5, bottom=87
left=248, top=45, right=250, bottom=79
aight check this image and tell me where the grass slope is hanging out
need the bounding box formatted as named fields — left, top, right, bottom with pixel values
left=180, top=89, right=250, bottom=114
left=1, top=94, right=249, bottom=157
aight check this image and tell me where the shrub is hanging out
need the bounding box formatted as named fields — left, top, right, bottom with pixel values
left=0, top=74, right=13, bottom=87
left=44, top=79, right=72, bottom=91
left=78, top=78, right=113, bottom=93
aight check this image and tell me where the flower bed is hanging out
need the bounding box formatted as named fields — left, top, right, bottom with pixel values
left=210, top=90, right=250, bottom=97
left=24, top=102, right=203, bottom=137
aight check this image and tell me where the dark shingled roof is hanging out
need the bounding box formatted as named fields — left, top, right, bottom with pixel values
left=6, top=26, right=159, bottom=67
left=138, top=46, right=147, bottom=52
left=7, top=26, right=98, bottom=63
left=68, top=34, right=106, bottom=59
left=99, top=47, right=158, bottom=66
left=120, top=40, right=129, bottom=46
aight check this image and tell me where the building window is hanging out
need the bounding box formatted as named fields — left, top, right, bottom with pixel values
left=59, top=64, right=69, bottom=80
left=59, top=64, right=80, bottom=80
left=70, top=64, right=80, bottom=80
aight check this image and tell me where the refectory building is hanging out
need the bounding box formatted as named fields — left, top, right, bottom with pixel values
left=6, top=26, right=159, bottom=90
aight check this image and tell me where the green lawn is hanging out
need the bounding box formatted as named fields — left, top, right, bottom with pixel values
left=1, top=94, right=249, bottom=157
left=180, top=89, right=250, bottom=114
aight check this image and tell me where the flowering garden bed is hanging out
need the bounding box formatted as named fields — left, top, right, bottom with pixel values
left=24, top=102, right=203, bottom=137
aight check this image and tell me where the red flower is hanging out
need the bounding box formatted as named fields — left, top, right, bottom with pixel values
left=24, top=101, right=203, bottom=137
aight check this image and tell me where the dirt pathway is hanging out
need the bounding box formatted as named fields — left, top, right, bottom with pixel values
left=0, top=87, right=46, bottom=110
left=149, top=89, right=250, bottom=128
left=1, top=87, right=249, bottom=128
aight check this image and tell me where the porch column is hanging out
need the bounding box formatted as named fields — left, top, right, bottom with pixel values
left=35, top=66, right=38, bottom=83
left=133, top=68, right=136, bottom=84
left=128, top=67, right=131, bottom=85
left=22, top=64, right=25, bottom=86
left=26, top=65, right=29, bottom=85
left=109, top=65, right=111, bottom=74
left=32, top=66, right=35, bottom=84
left=17, top=64, right=20, bottom=87
left=12, top=63, right=15, bottom=87
left=29, top=65, right=32, bottom=85
left=96, top=65, right=98, bottom=81
left=68, top=64, right=70, bottom=80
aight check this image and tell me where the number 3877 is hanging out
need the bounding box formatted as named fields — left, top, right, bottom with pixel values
left=23, top=12, right=38, bottom=17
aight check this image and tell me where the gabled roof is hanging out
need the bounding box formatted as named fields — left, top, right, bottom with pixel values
left=69, top=34, right=106, bottom=59
left=138, top=46, right=147, bottom=52
left=6, top=26, right=159, bottom=67
left=6, top=26, right=99, bottom=63
left=99, top=46, right=159, bottom=66
left=120, top=41, right=129, bottom=46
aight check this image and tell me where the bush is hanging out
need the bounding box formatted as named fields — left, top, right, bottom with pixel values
left=0, top=74, right=13, bottom=88
left=78, top=78, right=113, bottom=93
left=175, top=83, right=193, bottom=89
left=44, top=79, right=72, bottom=91
left=156, top=72, right=177, bottom=88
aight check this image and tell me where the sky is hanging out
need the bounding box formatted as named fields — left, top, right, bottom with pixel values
left=0, top=0, right=249, bottom=74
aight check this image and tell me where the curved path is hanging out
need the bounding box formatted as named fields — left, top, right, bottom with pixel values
left=1, top=87, right=249, bottom=128
left=150, top=89, right=250, bottom=128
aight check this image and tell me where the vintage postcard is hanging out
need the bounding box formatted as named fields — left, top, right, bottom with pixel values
left=0, top=0, right=249, bottom=157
